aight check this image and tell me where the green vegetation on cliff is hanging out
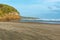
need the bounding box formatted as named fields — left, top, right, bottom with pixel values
left=0, top=4, right=20, bottom=21
left=0, top=4, right=19, bottom=16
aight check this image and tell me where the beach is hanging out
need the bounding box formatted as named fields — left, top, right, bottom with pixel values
left=0, top=22, right=60, bottom=40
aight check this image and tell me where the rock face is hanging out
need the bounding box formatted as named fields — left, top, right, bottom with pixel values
left=0, top=4, right=20, bottom=21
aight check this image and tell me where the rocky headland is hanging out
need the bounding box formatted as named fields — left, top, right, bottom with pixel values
left=0, top=4, right=20, bottom=21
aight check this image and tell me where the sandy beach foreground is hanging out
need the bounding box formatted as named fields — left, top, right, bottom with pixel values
left=0, top=22, right=60, bottom=40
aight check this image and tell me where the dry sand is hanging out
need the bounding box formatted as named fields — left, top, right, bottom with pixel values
left=0, top=22, right=60, bottom=40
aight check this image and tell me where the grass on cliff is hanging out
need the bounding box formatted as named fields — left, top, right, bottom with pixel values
left=0, top=4, right=19, bottom=16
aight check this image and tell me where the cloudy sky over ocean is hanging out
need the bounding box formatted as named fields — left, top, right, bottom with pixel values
left=0, top=0, right=60, bottom=19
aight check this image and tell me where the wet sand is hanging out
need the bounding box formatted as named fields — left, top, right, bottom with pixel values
left=0, top=22, right=60, bottom=40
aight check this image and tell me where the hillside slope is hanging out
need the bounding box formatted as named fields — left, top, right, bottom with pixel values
left=0, top=4, right=20, bottom=21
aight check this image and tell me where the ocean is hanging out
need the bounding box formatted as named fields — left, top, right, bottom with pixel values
left=20, top=19, right=60, bottom=24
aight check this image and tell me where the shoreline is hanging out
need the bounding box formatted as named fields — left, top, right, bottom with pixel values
left=0, top=21, right=60, bottom=25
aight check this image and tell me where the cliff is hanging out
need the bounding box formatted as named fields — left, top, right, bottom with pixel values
left=0, top=4, right=20, bottom=21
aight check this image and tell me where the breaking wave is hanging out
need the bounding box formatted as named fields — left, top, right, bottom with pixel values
left=20, top=19, right=60, bottom=24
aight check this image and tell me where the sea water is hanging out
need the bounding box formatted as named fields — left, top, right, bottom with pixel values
left=20, top=19, right=60, bottom=24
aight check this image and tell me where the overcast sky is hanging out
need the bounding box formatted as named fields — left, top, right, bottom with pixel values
left=0, top=0, right=60, bottom=19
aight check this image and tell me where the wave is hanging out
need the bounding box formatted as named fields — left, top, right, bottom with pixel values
left=21, top=19, right=60, bottom=22
left=20, top=19, right=60, bottom=24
